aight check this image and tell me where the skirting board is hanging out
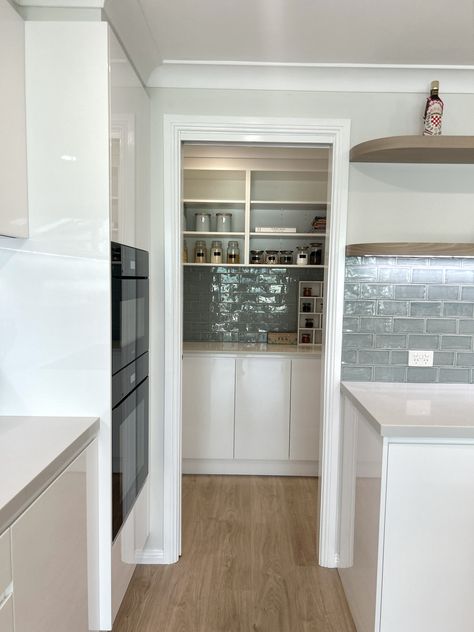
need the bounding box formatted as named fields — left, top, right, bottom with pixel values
left=183, top=459, right=319, bottom=476
left=135, top=548, right=165, bottom=564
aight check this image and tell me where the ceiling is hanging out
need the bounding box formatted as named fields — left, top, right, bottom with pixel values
left=105, top=0, right=474, bottom=85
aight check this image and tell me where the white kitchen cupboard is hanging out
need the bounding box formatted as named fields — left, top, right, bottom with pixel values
left=339, top=388, right=474, bottom=632
left=0, top=0, right=28, bottom=238
left=234, top=358, right=291, bottom=460
left=290, top=358, right=321, bottom=461
left=0, top=528, right=13, bottom=632
left=182, top=357, right=235, bottom=459
left=11, top=445, right=92, bottom=632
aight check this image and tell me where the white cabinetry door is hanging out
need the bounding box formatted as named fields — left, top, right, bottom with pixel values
left=235, top=358, right=291, bottom=460
left=11, top=448, right=90, bottom=632
left=182, top=357, right=235, bottom=459
left=0, top=0, right=28, bottom=238
left=290, top=358, right=321, bottom=461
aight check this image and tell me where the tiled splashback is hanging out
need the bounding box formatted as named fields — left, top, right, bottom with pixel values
left=183, top=266, right=324, bottom=342
left=343, top=256, right=474, bottom=383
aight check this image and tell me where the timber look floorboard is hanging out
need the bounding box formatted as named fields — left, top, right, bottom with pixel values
left=113, top=476, right=356, bottom=632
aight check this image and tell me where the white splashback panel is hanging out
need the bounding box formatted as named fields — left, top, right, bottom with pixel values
left=0, top=21, right=111, bottom=630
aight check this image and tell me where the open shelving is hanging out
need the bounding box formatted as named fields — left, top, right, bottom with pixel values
left=350, top=135, right=474, bottom=164
left=297, top=281, right=324, bottom=346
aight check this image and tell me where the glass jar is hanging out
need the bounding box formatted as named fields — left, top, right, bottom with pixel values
left=183, top=239, right=188, bottom=263
left=302, top=302, right=312, bottom=313
left=305, top=318, right=314, bottom=328
left=279, top=250, right=293, bottom=265
left=303, top=287, right=312, bottom=297
left=210, top=240, right=223, bottom=264
left=296, top=245, right=309, bottom=266
left=227, top=241, right=240, bottom=264
left=250, top=250, right=264, bottom=264
left=194, top=212, right=211, bottom=232
left=265, top=250, right=279, bottom=264
left=194, top=240, right=207, bottom=263
left=216, top=213, right=232, bottom=233
left=301, top=333, right=311, bottom=344
left=309, top=243, right=323, bottom=265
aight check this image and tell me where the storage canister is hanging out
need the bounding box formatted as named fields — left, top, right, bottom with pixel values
left=279, top=250, right=293, bottom=265
left=183, top=239, right=188, bottom=263
left=296, top=245, right=309, bottom=266
left=227, top=241, right=240, bottom=264
left=216, top=213, right=232, bottom=233
left=250, top=250, right=264, bottom=264
left=194, top=212, right=211, bottom=232
left=194, top=240, right=207, bottom=263
left=309, top=243, right=323, bottom=265
left=210, top=240, right=223, bottom=264
left=265, top=250, right=279, bottom=264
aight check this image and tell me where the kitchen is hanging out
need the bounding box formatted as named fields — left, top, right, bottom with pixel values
left=2, top=1, right=474, bottom=631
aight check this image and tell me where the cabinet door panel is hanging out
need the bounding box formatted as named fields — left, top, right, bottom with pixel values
left=235, top=358, right=291, bottom=460
left=0, top=596, right=14, bottom=632
left=182, top=357, right=235, bottom=459
left=290, top=358, right=321, bottom=461
left=11, top=449, right=89, bottom=632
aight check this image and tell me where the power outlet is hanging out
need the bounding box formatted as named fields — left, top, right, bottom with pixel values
left=408, top=350, right=434, bottom=367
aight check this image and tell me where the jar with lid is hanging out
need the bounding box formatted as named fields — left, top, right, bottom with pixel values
left=216, top=213, right=232, bottom=233
left=309, top=243, right=323, bottom=265
left=183, top=239, right=188, bottom=263
left=227, top=241, right=240, bottom=264
left=250, top=250, right=264, bottom=264
left=265, top=250, right=279, bottom=264
left=302, top=302, right=312, bottom=313
left=210, top=240, right=223, bottom=264
left=279, top=250, right=293, bottom=265
left=305, top=318, right=314, bottom=328
left=194, top=240, right=207, bottom=263
left=296, top=245, right=309, bottom=266
left=195, top=212, right=211, bottom=232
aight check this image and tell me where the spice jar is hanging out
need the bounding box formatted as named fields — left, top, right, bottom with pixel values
left=216, top=213, right=232, bottom=232
left=195, top=213, right=211, bottom=232
left=194, top=240, right=207, bottom=263
left=309, top=243, right=323, bottom=265
left=303, top=287, right=312, bottom=297
left=296, top=245, right=309, bottom=266
left=210, top=240, right=223, bottom=264
left=305, top=318, right=314, bottom=328
left=279, top=250, right=293, bottom=265
left=250, top=250, right=264, bottom=264
left=265, top=250, right=279, bottom=264
left=301, top=333, right=311, bottom=344
left=183, top=239, right=188, bottom=263
left=227, top=241, right=240, bottom=264
left=302, top=302, right=312, bottom=313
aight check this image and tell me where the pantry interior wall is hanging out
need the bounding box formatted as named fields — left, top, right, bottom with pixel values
left=147, top=86, right=474, bottom=553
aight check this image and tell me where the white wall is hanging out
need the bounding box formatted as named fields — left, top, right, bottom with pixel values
left=0, top=21, right=111, bottom=629
left=146, top=86, right=474, bottom=552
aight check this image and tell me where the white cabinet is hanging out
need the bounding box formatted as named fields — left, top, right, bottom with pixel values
left=0, top=528, right=13, bottom=632
left=290, top=358, right=321, bottom=461
left=234, top=358, right=291, bottom=460
left=182, top=356, right=235, bottom=459
left=11, top=446, right=92, bottom=632
left=0, top=0, right=28, bottom=238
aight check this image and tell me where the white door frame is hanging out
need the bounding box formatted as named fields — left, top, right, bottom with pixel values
left=162, top=114, right=350, bottom=567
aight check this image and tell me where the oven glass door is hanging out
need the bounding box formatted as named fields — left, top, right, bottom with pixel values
left=112, top=277, right=149, bottom=374
left=112, top=377, right=149, bottom=540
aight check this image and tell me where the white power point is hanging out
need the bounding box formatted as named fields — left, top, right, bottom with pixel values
left=408, top=350, right=434, bottom=367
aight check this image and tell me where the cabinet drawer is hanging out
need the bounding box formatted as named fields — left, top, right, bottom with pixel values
left=0, top=594, right=14, bottom=632
left=0, top=530, right=11, bottom=594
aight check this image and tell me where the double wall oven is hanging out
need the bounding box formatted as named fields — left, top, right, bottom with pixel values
left=111, top=242, right=149, bottom=541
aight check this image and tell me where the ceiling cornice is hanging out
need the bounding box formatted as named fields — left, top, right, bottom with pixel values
left=147, top=61, right=474, bottom=94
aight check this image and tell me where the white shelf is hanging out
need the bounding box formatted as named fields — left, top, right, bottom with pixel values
left=183, top=199, right=245, bottom=205
left=251, top=200, right=327, bottom=209
left=183, top=263, right=326, bottom=269
left=250, top=232, right=326, bottom=238
left=183, top=231, right=245, bottom=237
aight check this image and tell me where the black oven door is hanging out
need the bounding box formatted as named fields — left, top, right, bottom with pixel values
left=112, top=277, right=149, bottom=375
left=112, top=376, right=149, bottom=541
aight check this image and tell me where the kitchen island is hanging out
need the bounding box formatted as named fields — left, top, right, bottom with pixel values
left=339, top=382, right=474, bottom=632
left=0, top=416, right=99, bottom=632
left=182, top=342, right=322, bottom=474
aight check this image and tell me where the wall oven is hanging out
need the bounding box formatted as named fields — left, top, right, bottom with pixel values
left=111, top=242, right=149, bottom=541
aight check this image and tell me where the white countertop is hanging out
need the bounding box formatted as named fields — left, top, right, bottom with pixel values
left=341, top=382, right=474, bottom=439
left=0, top=416, right=99, bottom=534
left=183, top=341, right=322, bottom=358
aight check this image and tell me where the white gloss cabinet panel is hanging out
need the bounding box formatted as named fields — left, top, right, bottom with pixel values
left=0, top=0, right=28, bottom=239
left=182, top=357, right=235, bottom=459
left=0, top=529, right=11, bottom=596
left=235, top=358, right=291, bottom=460
left=11, top=447, right=90, bottom=632
left=0, top=596, right=14, bottom=632
left=380, top=442, right=474, bottom=632
left=290, top=358, right=321, bottom=461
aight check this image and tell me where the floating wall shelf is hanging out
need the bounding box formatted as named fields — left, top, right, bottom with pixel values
left=350, top=135, right=474, bottom=164
left=346, top=243, right=474, bottom=258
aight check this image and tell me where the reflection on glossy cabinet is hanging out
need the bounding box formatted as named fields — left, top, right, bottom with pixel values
left=234, top=358, right=291, bottom=460
left=11, top=447, right=90, bottom=632
left=182, top=357, right=235, bottom=459
left=0, top=0, right=28, bottom=238
left=290, top=358, right=321, bottom=461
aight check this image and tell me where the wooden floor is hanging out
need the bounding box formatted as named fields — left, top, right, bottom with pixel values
left=113, top=476, right=356, bottom=632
